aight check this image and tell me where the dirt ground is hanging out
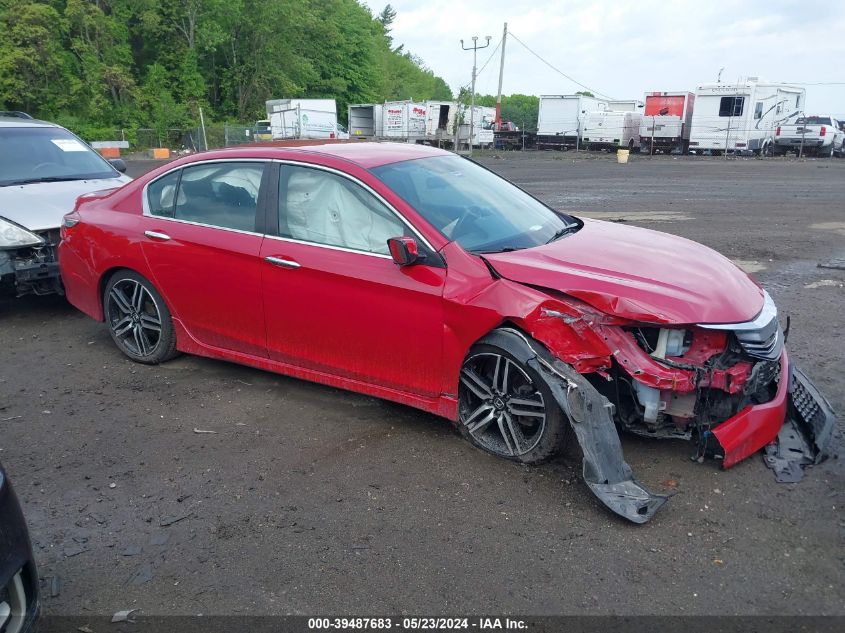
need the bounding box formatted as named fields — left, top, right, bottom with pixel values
left=1, top=153, right=843, bottom=617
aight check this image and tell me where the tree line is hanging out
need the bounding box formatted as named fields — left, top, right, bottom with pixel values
left=0, top=0, right=453, bottom=138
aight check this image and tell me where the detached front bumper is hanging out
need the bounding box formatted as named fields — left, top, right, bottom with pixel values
left=711, top=350, right=835, bottom=477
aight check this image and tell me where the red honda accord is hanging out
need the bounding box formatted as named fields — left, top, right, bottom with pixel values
left=58, top=142, right=834, bottom=522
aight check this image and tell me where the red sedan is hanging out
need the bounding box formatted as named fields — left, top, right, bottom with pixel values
left=59, top=142, right=834, bottom=523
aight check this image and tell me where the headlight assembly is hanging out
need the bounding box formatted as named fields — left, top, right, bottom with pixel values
left=0, top=217, right=44, bottom=249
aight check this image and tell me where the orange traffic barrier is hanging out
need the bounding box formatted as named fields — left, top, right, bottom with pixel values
left=98, top=147, right=121, bottom=158
left=151, top=148, right=170, bottom=159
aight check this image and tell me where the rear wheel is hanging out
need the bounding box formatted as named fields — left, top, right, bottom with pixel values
left=458, top=344, right=567, bottom=464
left=104, top=270, right=178, bottom=364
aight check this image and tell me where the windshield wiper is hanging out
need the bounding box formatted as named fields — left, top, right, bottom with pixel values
left=545, top=223, right=579, bottom=244
left=478, top=246, right=519, bottom=254
left=1, top=176, right=88, bottom=187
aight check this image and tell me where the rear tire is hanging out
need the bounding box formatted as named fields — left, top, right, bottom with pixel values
left=458, top=343, right=568, bottom=464
left=103, top=270, right=178, bottom=365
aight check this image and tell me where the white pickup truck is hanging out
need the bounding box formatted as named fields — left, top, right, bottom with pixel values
left=774, top=115, right=844, bottom=157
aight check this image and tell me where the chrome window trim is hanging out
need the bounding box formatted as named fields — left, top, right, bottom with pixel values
left=141, top=159, right=269, bottom=238
left=263, top=233, right=392, bottom=259
left=697, top=290, right=778, bottom=331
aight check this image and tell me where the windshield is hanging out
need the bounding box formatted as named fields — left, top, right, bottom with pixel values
left=794, top=116, right=832, bottom=125
left=0, top=126, right=119, bottom=186
left=254, top=121, right=271, bottom=134
left=371, top=155, right=577, bottom=253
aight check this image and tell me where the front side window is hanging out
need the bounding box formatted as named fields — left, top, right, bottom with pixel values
left=719, top=96, right=744, bottom=117
left=148, top=162, right=264, bottom=232
left=372, top=155, right=576, bottom=254
left=278, top=165, right=405, bottom=255
left=0, top=126, right=119, bottom=187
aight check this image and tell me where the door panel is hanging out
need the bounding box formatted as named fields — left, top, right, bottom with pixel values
left=261, top=162, right=446, bottom=397
left=140, top=161, right=267, bottom=356
left=260, top=238, right=446, bottom=396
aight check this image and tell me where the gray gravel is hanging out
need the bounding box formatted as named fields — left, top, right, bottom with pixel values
left=1, top=152, right=842, bottom=616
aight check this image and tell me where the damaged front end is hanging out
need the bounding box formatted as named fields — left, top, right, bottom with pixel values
left=509, top=290, right=836, bottom=524
left=0, top=219, right=63, bottom=297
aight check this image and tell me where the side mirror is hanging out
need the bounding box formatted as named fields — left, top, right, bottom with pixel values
left=387, top=236, right=420, bottom=266
left=109, top=158, right=127, bottom=173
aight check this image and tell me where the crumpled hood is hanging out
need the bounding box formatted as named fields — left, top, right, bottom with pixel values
left=483, top=218, right=764, bottom=325
left=0, top=176, right=131, bottom=232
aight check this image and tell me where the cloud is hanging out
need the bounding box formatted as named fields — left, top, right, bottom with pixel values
left=371, top=0, right=845, bottom=114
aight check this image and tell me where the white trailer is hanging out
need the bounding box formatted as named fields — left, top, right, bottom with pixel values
left=689, top=80, right=805, bottom=155
left=424, top=101, right=458, bottom=141
left=348, top=103, right=384, bottom=138
left=382, top=100, right=427, bottom=141
left=537, top=95, right=609, bottom=148
left=607, top=100, right=644, bottom=112
left=639, top=91, right=695, bottom=154
left=266, top=99, right=342, bottom=140
left=581, top=110, right=643, bottom=151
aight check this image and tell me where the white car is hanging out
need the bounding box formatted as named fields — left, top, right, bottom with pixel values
left=0, top=113, right=131, bottom=297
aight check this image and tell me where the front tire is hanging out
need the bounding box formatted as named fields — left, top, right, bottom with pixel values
left=458, top=344, right=567, bottom=464
left=104, top=270, right=178, bottom=364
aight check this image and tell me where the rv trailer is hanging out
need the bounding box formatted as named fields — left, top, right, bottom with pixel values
left=689, top=80, right=804, bottom=155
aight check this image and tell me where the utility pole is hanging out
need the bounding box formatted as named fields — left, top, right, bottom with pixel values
left=461, top=34, right=491, bottom=156
left=495, top=23, right=508, bottom=130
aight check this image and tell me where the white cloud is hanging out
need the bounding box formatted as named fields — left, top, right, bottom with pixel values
left=369, top=0, right=845, bottom=114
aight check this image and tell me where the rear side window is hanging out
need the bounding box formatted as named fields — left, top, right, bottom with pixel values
left=147, top=162, right=265, bottom=232
left=147, top=170, right=180, bottom=217
left=719, top=96, right=744, bottom=117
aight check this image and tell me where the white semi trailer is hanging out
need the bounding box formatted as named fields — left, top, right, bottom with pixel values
left=689, top=80, right=804, bottom=155
left=266, top=99, right=344, bottom=140
left=348, top=103, right=384, bottom=138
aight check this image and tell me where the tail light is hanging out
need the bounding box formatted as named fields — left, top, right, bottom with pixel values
left=776, top=126, right=781, bottom=136
left=820, top=126, right=826, bottom=137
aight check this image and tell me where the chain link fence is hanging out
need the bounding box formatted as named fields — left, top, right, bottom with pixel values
left=78, top=123, right=259, bottom=154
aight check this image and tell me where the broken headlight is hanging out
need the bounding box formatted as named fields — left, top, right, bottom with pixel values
left=0, top=217, right=44, bottom=249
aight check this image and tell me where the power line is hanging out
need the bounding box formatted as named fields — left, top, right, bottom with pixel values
left=507, top=31, right=614, bottom=100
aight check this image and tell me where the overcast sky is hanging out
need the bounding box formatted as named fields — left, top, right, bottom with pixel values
left=366, top=0, right=845, bottom=115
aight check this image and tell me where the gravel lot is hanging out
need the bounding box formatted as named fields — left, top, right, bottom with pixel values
left=1, top=153, right=843, bottom=617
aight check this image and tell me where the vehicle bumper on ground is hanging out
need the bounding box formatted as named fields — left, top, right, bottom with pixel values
left=711, top=351, right=835, bottom=474
left=0, top=468, right=39, bottom=633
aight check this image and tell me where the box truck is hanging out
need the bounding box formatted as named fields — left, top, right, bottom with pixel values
left=639, top=91, right=695, bottom=154
left=266, top=99, right=344, bottom=140
left=348, top=103, right=384, bottom=138
left=689, top=80, right=804, bottom=155
left=382, top=100, right=427, bottom=140
left=581, top=110, right=643, bottom=151
left=537, top=95, right=609, bottom=149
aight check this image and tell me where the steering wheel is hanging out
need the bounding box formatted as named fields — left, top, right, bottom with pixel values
left=32, top=162, right=62, bottom=173
left=451, top=205, right=488, bottom=241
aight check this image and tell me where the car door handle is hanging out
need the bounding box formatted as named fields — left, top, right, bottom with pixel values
left=264, top=256, right=301, bottom=269
left=144, top=230, right=171, bottom=241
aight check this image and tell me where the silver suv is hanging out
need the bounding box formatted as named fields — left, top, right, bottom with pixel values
left=0, top=113, right=131, bottom=297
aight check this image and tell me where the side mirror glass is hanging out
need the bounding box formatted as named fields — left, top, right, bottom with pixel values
left=109, top=158, right=127, bottom=173
left=387, top=236, right=420, bottom=266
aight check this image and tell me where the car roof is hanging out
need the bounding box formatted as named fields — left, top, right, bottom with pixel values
left=0, top=116, right=61, bottom=128
left=190, top=141, right=453, bottom=169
